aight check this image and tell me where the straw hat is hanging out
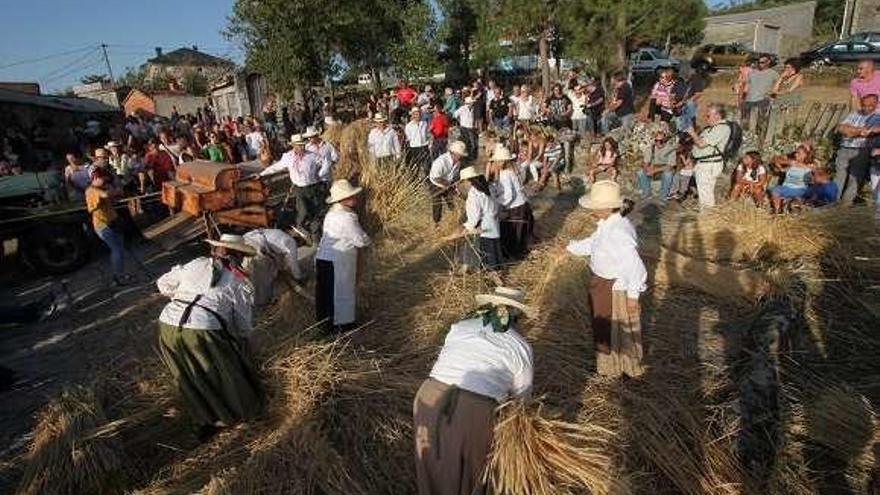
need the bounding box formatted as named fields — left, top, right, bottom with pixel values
left=104, top=141, right=121, bottom=149
left=410, top=106, right=421, bottom=115
left=373, top=113, right=388, bottom=123
left=579, top=180, right=624, bottom=210
left=489, top=144, right=514, bottom=162
left=475, top=287, right=534, bottom=317
left=206, top=233, right=257, bottom=256
left=459, top=166, right=481, bottom=181
left=448, top=140, right=468, bottom=157
left=289, top=134, right=306, bottom=146
left=302, top=126, right=320, bottom=138
left=93, top=148, right=108, bottom=158
left=326, top=179, right=363, bottom=204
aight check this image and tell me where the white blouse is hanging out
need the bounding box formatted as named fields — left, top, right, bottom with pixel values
left=367, top=127, right=401, bottom=159
left=316, top=204, right=371, bottom=261
left=491, top=168, right=527, bottom=209
left=454, top=105, right=475, bottom=129
left=464, top=187, right=500, bottom=239
left=157, top=257, right=254, bottom=336
left=429, top=317, right=534, bottom=402
left=404, top=120, right=430, bottom=148
left=566, top=213, right=647, bottom=298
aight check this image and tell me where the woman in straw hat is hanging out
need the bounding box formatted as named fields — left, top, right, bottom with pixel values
left=488, top=144, right=534, bottom=261
left=566, top=180, right=646, bottom=379
left=315, top=179, right=371, bottom=332
left=156, top=233, right=264, bottom=438
left=446, top=166, right=503, bottom=272
left=414, top=287, right=534, bottom=495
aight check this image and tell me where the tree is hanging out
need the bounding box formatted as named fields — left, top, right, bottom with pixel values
left=181, top=71, right=209, bottom=96
left=226, top=0, right=436, bottom=98
left=560, top=0, right=706, bottom=83
left=80, top=74, right=109, bottom=85
left=494, top=0, right=560, bottom=95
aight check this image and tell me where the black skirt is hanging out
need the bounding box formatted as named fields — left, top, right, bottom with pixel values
left=479, top=237, right=504, bottom=270
left=499, top=203, right=534, bottom=261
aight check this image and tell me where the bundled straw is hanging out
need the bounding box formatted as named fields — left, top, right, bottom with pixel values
left=17, top=385, right=130, bottom=495
left=484, top=401, right=617, bottom=495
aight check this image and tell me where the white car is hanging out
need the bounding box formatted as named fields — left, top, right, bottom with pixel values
left=629, top=47, right=680, bottom=74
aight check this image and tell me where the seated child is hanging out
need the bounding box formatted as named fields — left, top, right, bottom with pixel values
left=803, top=167, right=839, bottom=207
left=769, top=144, right=815, bottom=214
left=538, top=133, right=565, bottom=191
left=667, top=148, right=695, bottom=200
left=588, top=136, right=619, bottom=183
left=730, top=151, right=768, bottom=206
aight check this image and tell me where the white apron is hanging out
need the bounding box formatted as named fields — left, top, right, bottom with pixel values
left=331, top=248, right=358, bottom=325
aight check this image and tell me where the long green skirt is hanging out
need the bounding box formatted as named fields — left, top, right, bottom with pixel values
left=158, top=322, right=264, bottom=428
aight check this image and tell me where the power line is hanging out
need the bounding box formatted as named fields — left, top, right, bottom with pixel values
left=39, top=48, right=101, bottom=81
left=42, top=58, right=105, bottom=85
left=101, top=43, right=114, bottom=82
left=0, top=45, right=96, bottom=70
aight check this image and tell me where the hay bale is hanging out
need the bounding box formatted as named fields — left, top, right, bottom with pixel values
left=484, top=402, right=617, bottom=495
left=17, top=385, right=130, bottom=495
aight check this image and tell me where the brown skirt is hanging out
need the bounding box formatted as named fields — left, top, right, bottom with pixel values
left=413, top=378, right=497, bottom=495
left=588, top=275, right=645, bottom=378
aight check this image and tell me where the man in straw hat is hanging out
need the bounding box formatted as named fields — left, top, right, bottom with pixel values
left=414, top=286, right=534, bottom=495
left=259, top=134, right=324, bottom=237
left=488, top=144, right=533, bottom=260
left=367, top=113, right=401, bottom=166
left=315, top=179, right=371, bottom=332
left=405, top=107, right=432, bottom=176
left=566, top=180, right=646, bottom=379
left=241, top=228, right=306, bottom=307
left=303, top=125, right=339, bottom=197
left=454, top=96, right=478, bottom=160
left=156, top=233, right=264, bottom=439
left=104, top=141, right=132, bottom=185
left=428, top=140, right=468, bottom=225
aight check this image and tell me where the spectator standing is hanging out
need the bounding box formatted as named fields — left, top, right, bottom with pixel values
left=544, top=83, right=573, bottom=130
left=850, top=60, right=880, bottom=110
left=570, top=83, right=590, bottom=138
left=516, top=85, right=538, bottom=127
left=63, top=152, right=91, bottom=202
left=471, top=81, right=487, bottom=132
left=489, top=87, right=510, bottom=130
left=687, top=104, right=731, bottom=209
left=835, top=94, right=880, bottom=205
left=86, top=167, right=129, bottom=285
left=245, top=124, right=267, bottom=161
left=677, top=68, right=707, bottom=133
left=443, top=87, right=461, bottom=115
left=585, top=80, right=605, bottom=136
left=742, top=54, right=779, bottom=130
left=404, top=108, right=431, bottom=175
left=429, top=101, right=451, bottom=158
left=600, top=72, right=635, bottom=134
left=367, top=114, right=402, bottom=164
left=205, top=133, right=227, bottom=163
left=771, top=59, right=805, bottom=105
left=454, top=96, right=479, bottom=160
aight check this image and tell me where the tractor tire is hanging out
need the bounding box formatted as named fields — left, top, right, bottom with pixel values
left=21, top=224, right=90, bottom=275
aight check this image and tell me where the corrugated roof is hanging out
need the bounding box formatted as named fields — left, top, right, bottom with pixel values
left=706, top=1, right=816, bottom=24
left=147, top=47, right=233, bottom=67
left=0, top=88, right=120, bottom=113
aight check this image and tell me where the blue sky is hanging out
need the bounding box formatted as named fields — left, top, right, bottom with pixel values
left=1, top=0, right=730, bottom=94
left=0, top=0, right=241, bottom=93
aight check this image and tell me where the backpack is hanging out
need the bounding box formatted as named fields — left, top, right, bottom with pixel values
left=722, top=120, right=743, bottom=163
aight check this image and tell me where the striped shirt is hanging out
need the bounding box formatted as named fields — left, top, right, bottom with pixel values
left=840, top=110, right=880, bottom=148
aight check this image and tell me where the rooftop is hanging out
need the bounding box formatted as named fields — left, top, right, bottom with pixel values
left=146, top=47, right=233, bottom=67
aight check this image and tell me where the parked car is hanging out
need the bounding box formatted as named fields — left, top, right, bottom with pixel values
left=690, top=43, right=777, bottom=71
left=845, top=31, right=880, bottom=49
left=800, top=40, right=880, bottom=66
left=629, top=47, right=679, bottom=74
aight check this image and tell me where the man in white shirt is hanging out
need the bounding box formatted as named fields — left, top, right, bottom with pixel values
left=304, top=125, right=339, bottom=196
left=414, top=287, right=534, bottom=495
left=566, top=180, right=646, bottom=379
left=453, top=96, right=478, bottom=161
left=405, top=107, right=431, bottom=175
left=367, top=113, right=401, bottom=164
left=428, top=140, right=468, bottom=224
left=315, top=180, right=371, bottom=333
left=687, top=104, right=731, bottom=209
left=245, top=124, right=267, bottom=161
left=259, top=134, right=324, bottom=235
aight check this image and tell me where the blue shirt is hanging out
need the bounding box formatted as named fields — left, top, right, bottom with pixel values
left=782, top=165, right=812, bottom=189
left=840, top=110, right=880, bottom=148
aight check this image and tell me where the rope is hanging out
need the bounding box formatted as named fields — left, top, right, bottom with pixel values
left=0, top=192, right=162, bottom=225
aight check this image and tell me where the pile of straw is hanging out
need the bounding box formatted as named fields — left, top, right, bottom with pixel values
left=17, top=385, right=130, bottom=495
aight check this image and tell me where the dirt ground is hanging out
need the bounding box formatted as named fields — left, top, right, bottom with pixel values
left=0, top=241, right=202, bottom=491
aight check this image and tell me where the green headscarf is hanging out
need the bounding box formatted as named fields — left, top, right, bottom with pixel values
left=466, top=304, right=522, bottom=333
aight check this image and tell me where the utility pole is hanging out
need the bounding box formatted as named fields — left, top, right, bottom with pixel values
left=100, top=43, right=114, bottom=85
